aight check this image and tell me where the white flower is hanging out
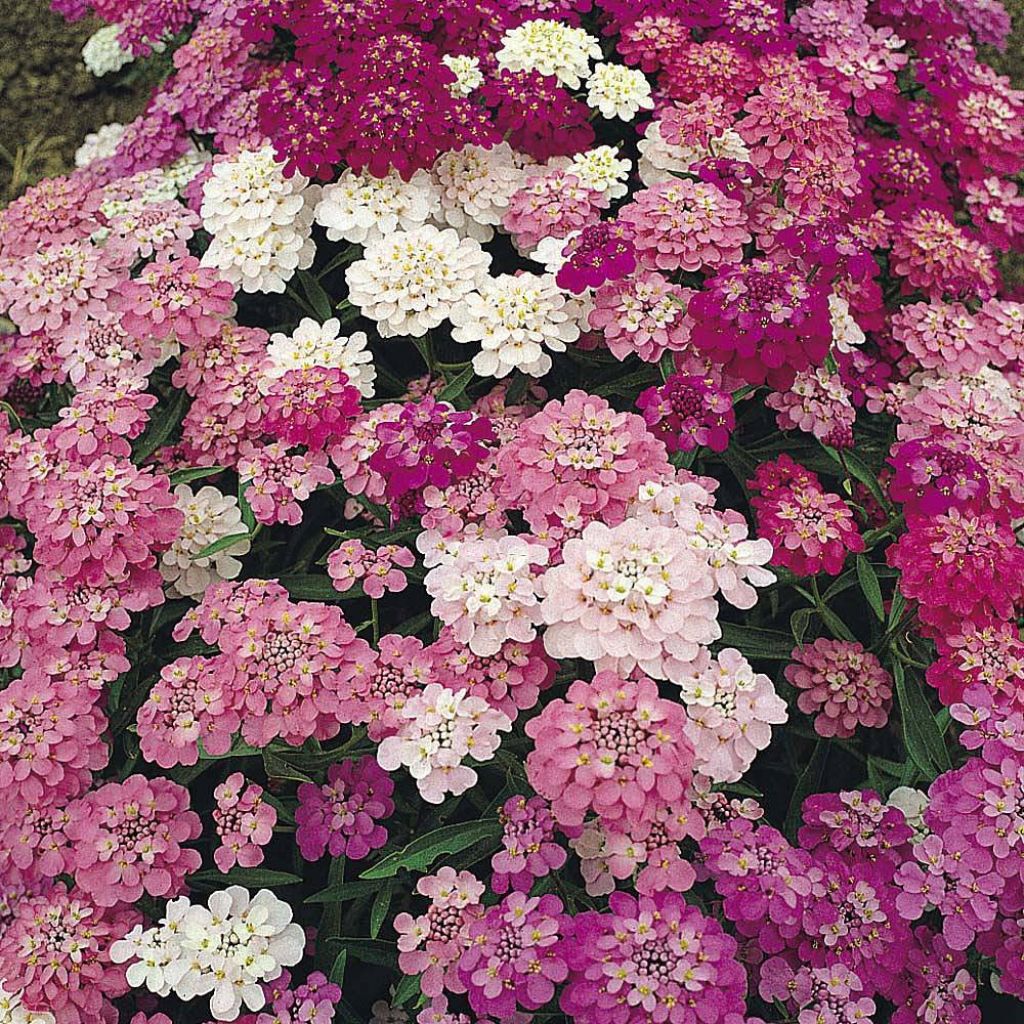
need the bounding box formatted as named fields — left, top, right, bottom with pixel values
left=829, top=292, right=866, bottom=353
left=529, top=233, right=576, bottom=276
left=265, top=317, right=376, bottom=397
left=200, top=145, right=320, bottom=294
left=450, top=272, right=584, bottom=378
left=346, top=224, right=490, bottom=338
left=111, top=888, right=304, bottom=1023
left=431, top=144, right=528, bottom=242
left=0, top=982, right=56, bottom=1024
left=74, top=122, right=125, bottom=168
left=586, top=63, right=654, bottom=120
left=314, top=169, right=440, bottom=247
left=637, top=119, right=750, bottom=187
left=82, top=23, right=133, bottom=76
left=496, top=19, right=602, bottom=89
left=163, top=147, right=212, bottom=193
left=569, top=146, right=633, bottom=200
left=442, top=54, right=483, bottom=96
left=887, top=786, right=929, bottom=842
left=161, top=485, right=251, bottom=597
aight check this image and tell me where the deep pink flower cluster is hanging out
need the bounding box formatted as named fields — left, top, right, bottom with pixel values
left=750, top=455, right=865, bottom=576
left=637, top=372, right=735, bottom=453
left=491, top=795, right=569, bottom=895
left=262, top=367, right=362, bottom=450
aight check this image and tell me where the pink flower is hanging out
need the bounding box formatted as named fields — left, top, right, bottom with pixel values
left=491, top=795, right=570, bottom=895
left=262, top=367, right=362, bottom=450
left=556, top=222, right=636, bottom=293
left=64, top=774, right=201, bottom=906
left=766, top=368, right=857, bottom=448
left=525, top=671, right=695, bottom=830
left=295, top=756, right=394, bottom=861
left=393, top=867, right=485, bottom=997
left=110, top=255, right=236, bottom=344
left=327, top=539, right=415, bottom=599
left=377, top=683, right=511, bottom=804
left=540, top=517, right=720, bottom=678
left=458, top=892, right=570, bottom=1018
left=637, top=373, right=735, bottom=453
left=238, top=442, right=334, bottom=526
left=618, top=179, right=750, bottom=273
left=426, top=535, right=548, bottom=657
left=677, top=647, right=788, bottom=783
left=0, top=883, right=138, bottom=1024
left=800, top=790, right=913, bottom=868
left=786, top=639, right=893, bottom=739
left=589, top=269, right=695, bottom=364
left=213, top=772, right=277, bottom=872
left=887, top=431, right=990, bottom=519
left=562, top=891, right=748, bottom=1024
left=503, top=169, right=608, bottom=252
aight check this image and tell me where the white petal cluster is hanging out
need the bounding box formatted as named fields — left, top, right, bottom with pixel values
left=346, top=225, right=491, bottom=339
left=110, top=887, right=305, bottom=1022
left=829, top=292, right=866, bottom=353
left=586, top=63, right=654, bottom=121
left=568, top=146, right=633, bottom=200
left=82, top=23, right=133, bottom=77
left=0, top=982, right=55, bottom=1024
left=314, top=169, right=440, bottom=247
left=432, top=144, right=528, bottom=242
left=161, top=484, right=251, bottom=598
left=442, top=54, right=484, bottom=96
left=638, top=119, right=751, bottom=187
left=164, top=147, right=212, bottom=193
left=265, top=317, right=377, bottom=397
left=450, top=272, right=584, bottom=378
left=74, top=122, right=126, bottom=168
left=200, top=145, right=319, bottom=294
left=496, top=19, right=602, bottom=89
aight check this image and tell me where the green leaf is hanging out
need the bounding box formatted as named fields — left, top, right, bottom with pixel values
left=888, top=590, right=906, bottom=628
left=717, top=623, right=794, bottom=660
left=296, top=269, right=335, bottom=321
left=194, top=530, right=250, bottom=560
left=821, top=445, right=888, bottom=510
left=306, top=878, right=383, bottom=904
left=134, top=388, right=188, bottom=463
left=360, top=820, right=502, bottom=880
left=278, top=574, right=349, bottom=601
left=438, top=364, right=477, bottom=403
left=169, top=465, right=226, bottom=485
left=321, top=937, right=396, bottom=967
left=895, top=661, right=951, bottom=778
left=200, top=737, right=261, bottom=760
left=659, top=351, right=675, bottom=383
left=369, top=880, right=393, bottom=939
left=856, top=556, right=885, bottom=621
left=790, top=607, right=813, bottom=647
left=263, top=749, right=315, bottom=784
left=392, top=971, right=422, bottom=1008
left=190, top=868, right=302, bottom=889
left=238, top=481, right=256, bottom=532
left=816, top=602, right=858, bottom=643
left=328, top=949, right=347, bottom=986
left=784, top=739, right=828, bottom=839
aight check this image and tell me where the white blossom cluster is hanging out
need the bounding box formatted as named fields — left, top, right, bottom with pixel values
left=110, top=887, right=305, bottom=1022
left=200, top=145, right=320, bottom=294
left=74, top=122, right=126, bottom=168
left=264, top=316, right=377, bottom=397
left=0, top=983, right=55, bottom=1024
left=585, top=63, right=654, bottom=121
left=496, top=19, right=603, bottom=88
left=81, top=23, right=133, bottom=77
left=160, top=484, right=251, bottom=598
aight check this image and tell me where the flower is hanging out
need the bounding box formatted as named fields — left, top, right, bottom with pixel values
left=766, top=367, right=857, bottom=448
left=677, top=647, right=788, bottom=783
left=64, top=774, right=202, bottom=906
left=495, top=20, right=602, bottom=89
left=110, top=887, right=305, bottom=1021
left=458, top=892, right=570, bottom=1018
left=376, top=683, right=512, bottom=803
left=800, top=790, right=913, bottom=867
left=430, top=143, right=526, bottom=243
left=295, top=756, right=394, bottom=861
left=213, top=772, right=277, bottom=872
left=503, top=169, right=607, bottom=252
left=237, top=443, right=334, bottom=527
left=160, top=484, right=251, bottom=598
left=82, top=23, right=133, bottom=76
left=637, top=373, right=735, bottom=453
left=346, top=225, right=491, bottom=338
left=556, top=222, right=636, bottom=294
left=314, top=168, right=439, bottom=246
left=561, top=891, right=748, bottom=1024
left=450, top=272, right=584, bottom=378
left=525, top=671, right=695, bottom=830
left=265, top=319, right=376, bottom=398
left=585, top=62, right=654, bottom=119
left=785, top=639, right=894, bottom=738
left=327, top=539, right=415, bottom=599
left=442, top=54, right=483, bottom=97
left=262, top=367, right=362, bottom=449
left=491, top=795, right=569, bottom=895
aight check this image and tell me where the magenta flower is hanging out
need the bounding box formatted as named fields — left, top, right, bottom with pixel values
left=888, top=431, right=990, bottom=520
left=295, top=756, right=394, bottom=861
left=262, top=366, right=362, bottom=450
left=556, top=221, right=636, bottom=293
left=637, top=373, right=735, bottom=453
left=799, top=790, right=913, bottom=868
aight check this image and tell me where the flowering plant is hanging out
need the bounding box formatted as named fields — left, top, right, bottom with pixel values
left=3, top=0, right=1024, bottom=1021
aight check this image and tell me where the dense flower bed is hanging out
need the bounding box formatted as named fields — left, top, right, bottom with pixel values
left=2, top=0, right=1024, bottom=1021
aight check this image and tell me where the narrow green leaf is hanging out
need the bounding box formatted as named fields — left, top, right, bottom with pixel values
left=321, top=937, right=396, bottom=967
left=790, top=608, right=813, bottom=647
left=438, top=364, right=477, bottom=403
left=194, top=530, right=250, bottom=560
left=169, top=465, right=226, bottom=485
left=263, top=749, right=314, bottom=784
left=888, top=590, right=906, bottom=628
left=659, top=351, right=675, bottom=383
left=189, top=868, right=302, bottom=889
left=296, top=269, right=335, bottom=321
left=816, top=602, right=858, bottom=643
left=894, top=661, right=951, bottom=778
left=784, top=739, right=828, bottom=839
left=134, top=388, right=188, bottom=463
left=392, top=972, right=422, bottom=1008
left=306, top=879, right=382, bottom=904
left=855, top=556, right=885, bottom=621
left=369, top=880, right=393, bottom=939
left=200, top=737, right=261, bottom=760
left=360, top=820, right=502, bottom=880
left=329, top=949, right=347, bottom=986
left=278, top=574, right=350, bottom=601
left=717, top=623, right=794, bottom=660
left=238, top=481, right=256, bottom=532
